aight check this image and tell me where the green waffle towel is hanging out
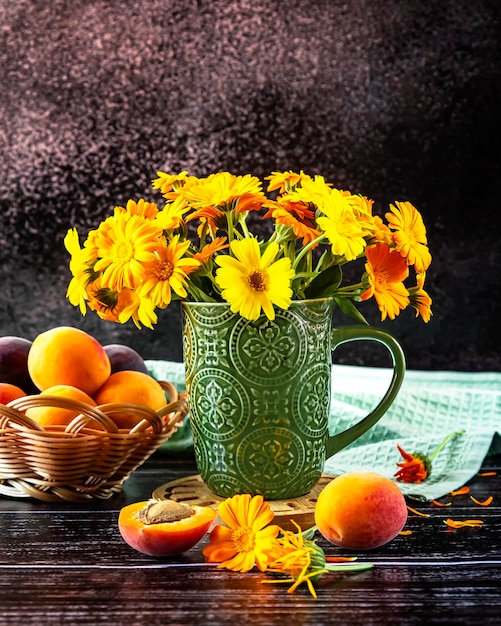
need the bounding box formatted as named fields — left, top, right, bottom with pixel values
left=147, top=360, right=501, bottom=501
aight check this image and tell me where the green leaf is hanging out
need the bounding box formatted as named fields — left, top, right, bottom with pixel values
left=333, top=296, right=369, bottom=324
left=304, top=265, right=342, bottom=298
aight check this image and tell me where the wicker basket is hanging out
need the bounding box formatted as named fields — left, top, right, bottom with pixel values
left=0, top=381, right=188, bottom=502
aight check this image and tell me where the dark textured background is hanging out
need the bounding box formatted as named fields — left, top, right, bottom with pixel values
left=1, top=0, right=500, bottom=371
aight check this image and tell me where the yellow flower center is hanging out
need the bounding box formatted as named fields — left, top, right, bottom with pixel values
left=231, top=527, right=256, bottom=552
left=115, top=241, right=135, bottom=260
left=248, top=270, right=267, bottom=292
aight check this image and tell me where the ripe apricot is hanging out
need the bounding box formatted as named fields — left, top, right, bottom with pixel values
left=94, top=370, right=167, bottom=429
left=25, top=384, right=100, bottom=429
left=27, top=326, right=111, bottom=395
left=118, top=499, right=216, bottom=556
left=0, top=382, right=27, bottom=404
left=315, top=471, right=408, bottom=550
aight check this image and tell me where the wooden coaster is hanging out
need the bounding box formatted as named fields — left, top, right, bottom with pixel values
left=152, top=473, right=336, bottom=531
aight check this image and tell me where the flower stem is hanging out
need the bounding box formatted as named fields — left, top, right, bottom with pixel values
left=429, top=430, right=465, bottom=461
left=292, top=234, right=326, bottom=270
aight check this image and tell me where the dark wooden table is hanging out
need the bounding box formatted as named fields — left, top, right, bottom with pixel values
left=0, top=450, right=499, bottom=625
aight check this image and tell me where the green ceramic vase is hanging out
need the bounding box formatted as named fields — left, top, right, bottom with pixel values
left=182, top=298, right=405, bottom=500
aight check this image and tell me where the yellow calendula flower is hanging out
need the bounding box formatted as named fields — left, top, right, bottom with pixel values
left=215, top=238, right=294, bottom=321
left=386, top=200, right=432, bottom=273
left=155, top=196, right=191, bottom=231
left=316, top=190, right=367, bottom=261
left=92, top=213, right=162, bottom=292
left=181, top=171, right=266, bottom=212
left=64, top=228, right=91, bottom=313
left=151, top=170, right=189, bottom=197
left=203, top=494, right=281, bottom=573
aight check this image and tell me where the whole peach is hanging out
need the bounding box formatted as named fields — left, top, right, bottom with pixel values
left=27, top=327, right=111, bottom=395
left=315, top=471, right=408, bottom=550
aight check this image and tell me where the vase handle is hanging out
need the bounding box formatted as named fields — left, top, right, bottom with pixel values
left=325, top=326, right=406, bottom=459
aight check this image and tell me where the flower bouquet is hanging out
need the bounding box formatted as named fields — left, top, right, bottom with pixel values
left=65, top=169, right=432, bottom=327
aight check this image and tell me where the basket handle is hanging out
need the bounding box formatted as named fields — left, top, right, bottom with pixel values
left=7, top=395, right=119, bottom=434
left=0, top=402, right=44, bottom=431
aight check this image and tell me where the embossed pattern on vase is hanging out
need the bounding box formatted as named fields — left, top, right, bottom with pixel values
left=183, top=299, right=333, bottom=499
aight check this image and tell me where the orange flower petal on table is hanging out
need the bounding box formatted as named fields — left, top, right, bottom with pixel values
left=399, top=530, right=413, bottom=536
left=431, top=500, right=452, bottom=507
left=470, top=495, right=493, bottom=506
left=444, top=519, right=484, bottom=529
left=449, top=486, right=470, bottom=496
left=406, top=506, right=430, bottom=518
left=478, top=471, right=497, bottom=477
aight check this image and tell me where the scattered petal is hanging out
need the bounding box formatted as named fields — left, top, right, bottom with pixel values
left=407, top=505, right=430, bottom=518
left=431, top=499, right=452, bottom=507
left=443, top=518, right=484, bottom=529
left=399, top=530, right=413, bottom=536
left=448, top=486, right=470, bottom=496
left=325, top=556, right=358, bottom=562
left=478, top=471, right=497, bottom=477
left=470, top=495, right=493, bottom=507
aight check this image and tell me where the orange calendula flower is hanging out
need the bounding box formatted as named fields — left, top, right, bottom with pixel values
left=361, top=242, right=410, bottom=321
left=395, top=445, right=430, bottom=484
left=202, top=494, right=281, bottom=573
left=137, top=235, right=201, bottom=308
left=408, top=272, right=433, bottom=322
left=263, top=199, right=322, bottom=245
left=386, top=200, right=432, bottom=273
left=192, top=237, right=229, bottom=265
left=444, top=519, right=484, bottom=529
left=114, top=198, right=159, bottom=220
left=395, top=431, right=464, bottom=484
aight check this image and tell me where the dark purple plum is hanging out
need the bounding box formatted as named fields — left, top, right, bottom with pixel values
left=103, top=344, right=149, bottom=375
left=0, top=336, right=39, bottom=393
